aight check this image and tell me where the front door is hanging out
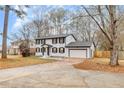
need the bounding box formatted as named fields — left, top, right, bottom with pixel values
left=43, top=47, right=49, bottom=57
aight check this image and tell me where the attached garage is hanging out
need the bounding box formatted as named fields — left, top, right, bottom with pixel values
left=66, top=41, right=93, bottom=58
left=69, top=49, right=87, bottom=58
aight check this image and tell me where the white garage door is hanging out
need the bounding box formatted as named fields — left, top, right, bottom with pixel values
left=69, top=49, right=87, bottom=58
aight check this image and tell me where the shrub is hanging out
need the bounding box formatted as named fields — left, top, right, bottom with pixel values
left=19, top=43, right=30, bottom=57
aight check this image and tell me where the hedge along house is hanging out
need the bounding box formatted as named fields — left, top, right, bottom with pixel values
left=35, top=34, right=94, bottom=58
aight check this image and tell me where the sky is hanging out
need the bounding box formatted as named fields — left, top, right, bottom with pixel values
left=0, top=5, right=81, bottom=47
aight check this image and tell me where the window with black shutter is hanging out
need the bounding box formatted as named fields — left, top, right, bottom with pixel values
left=52, top=47, right=57, bottom=53
left=59, top=38, right=65, bottom=44
left=41, top=39, right=45, bottom=44
left=59, top=47, right=65, bottom=53
left=36, top=48, right=40, bottom=52
left=52, top=38, right=57, bottom=44
left=37, top=40, right=40, bottom=44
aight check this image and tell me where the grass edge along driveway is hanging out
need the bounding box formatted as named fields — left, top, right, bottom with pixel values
left=0, top=56, right=56, bottom=69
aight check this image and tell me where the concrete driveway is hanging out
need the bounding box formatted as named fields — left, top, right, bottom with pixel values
left=0, top=58, right=124, bottom=88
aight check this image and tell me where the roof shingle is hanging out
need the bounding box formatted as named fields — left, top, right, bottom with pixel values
left=66, top=41, right=92, bottom=47
left=36, top=34, right=75, bottom=39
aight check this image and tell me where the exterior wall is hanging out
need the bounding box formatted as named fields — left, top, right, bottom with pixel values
left=90, top=43, right=95, bottom=58
left=35, top=38, right=67, bottom=57
left=87, top=47, right=91, bottom=58
left=35, top=52, right=43, bottom=56
left=35, top=35, right=93, bottom=58
left=35, top=35, right=76, bottom=57
left=65, top=35, right=76, bottom=45
left=50, top=48, right=68, bottom=57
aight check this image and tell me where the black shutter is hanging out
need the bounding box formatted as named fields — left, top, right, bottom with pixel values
left=59, top=48, right=60, bottom=53
left=36, top=48, right=37, bottom=52
left=59, top=38, right=60, bottom=43
left=52, top=39, right=54, bottom=44
left=36, top=40, right=37, bottom=44
left=63, top=38, right=65, bottom=43
left=56, top=48, right=57, bottom=53
left=63, top=48, right=65, bottom=53
left=56, top=38, right=57, bottom=44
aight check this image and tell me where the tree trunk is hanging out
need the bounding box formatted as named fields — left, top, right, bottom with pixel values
left=110, top=43, right=119, bottom=66
left=109, top=5, right=119, bottom=66
left=1, top=5, right=9, bottom=59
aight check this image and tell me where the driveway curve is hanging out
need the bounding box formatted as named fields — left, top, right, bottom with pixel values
left=0, top=58, right=124, bottom=88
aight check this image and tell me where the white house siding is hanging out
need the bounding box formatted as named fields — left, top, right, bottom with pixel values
left=87, top=47, right=91, bottom=58
left=35, top=35, right=94, bottom=58
left=49, top=39, right=66, bottom=57
left=36, top=52, right=43, bottom=56
left=35, top=35, right=76, bottom=57
left=65, top=35, right=76, bottom=45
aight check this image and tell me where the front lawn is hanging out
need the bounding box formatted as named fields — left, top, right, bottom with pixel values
left=0, top=55, right=56, bottom=69
left=73, top=58, right=124, bottom=73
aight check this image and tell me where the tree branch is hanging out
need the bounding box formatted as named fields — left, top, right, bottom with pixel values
left=82, top=5, right=112, bottom=45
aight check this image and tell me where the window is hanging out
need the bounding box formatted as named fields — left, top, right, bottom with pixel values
left=59, top=38, right=65, bottom=44
left=59, top=47, right=65, bottom=53
left=36, top=40, right=40, bottom=44
left=52, top=38, right=57, bottom=44
left=36, top=48, right=40, bottom=52
left=41, top=39, right=45, bottom=44
left=52, top=47, right=57, bottom=53
left=36, top=40, right=37, bottom=44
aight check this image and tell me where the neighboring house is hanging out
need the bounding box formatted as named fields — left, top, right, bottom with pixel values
left=8, top=40, right=36, bottom=55
left=35, top=34, right=94, bottom=58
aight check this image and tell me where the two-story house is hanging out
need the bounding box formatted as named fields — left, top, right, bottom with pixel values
left=35, top=34, right=94, bottom=58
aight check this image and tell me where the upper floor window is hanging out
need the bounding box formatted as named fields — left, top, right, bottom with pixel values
left=52, top=47, right=57, bottom=53
left=36, top=39, right=40, bottom=44
left=41, top=39, right=45, bottom=44
left=59, top=47, right=65, bottom=53
left=52, top=38, right=57, bottom=44
left=59, top=38, right=65, bottom=44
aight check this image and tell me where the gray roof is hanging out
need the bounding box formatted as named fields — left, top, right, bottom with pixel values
left=36, top=34, right=76, bottom=40
left=66, top=41, right=92, bottom=48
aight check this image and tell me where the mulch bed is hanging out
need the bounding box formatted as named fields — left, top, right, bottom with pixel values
left=73, top=59, right=124, bottom=73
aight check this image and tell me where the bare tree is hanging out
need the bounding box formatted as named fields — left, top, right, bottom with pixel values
left=0, top=5, right=29, bottom=59
left=48, top=8, right=67, bottom=35
left=82, top=5, right=124, bottom=66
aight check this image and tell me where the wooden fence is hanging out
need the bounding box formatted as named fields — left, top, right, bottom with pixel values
left=94, top=51, right=110, bottom=58
left=94, top=51, right=124, bottom=59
